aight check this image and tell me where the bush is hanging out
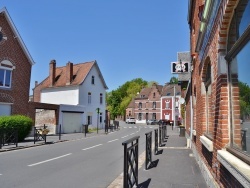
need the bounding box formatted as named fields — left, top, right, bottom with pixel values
left=0, top=115, right=33, bottom=141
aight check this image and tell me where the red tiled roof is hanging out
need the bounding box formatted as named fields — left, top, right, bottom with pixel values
left=37, top=61, right=108, bottom=89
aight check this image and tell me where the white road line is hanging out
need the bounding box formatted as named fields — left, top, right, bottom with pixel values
left=82, top=144, right=102, bottom=151
left=108, top=139, right=118, bottom=143
left=121, top=135, right=129, bottom=138
left=130, top=133, right=135, bottom=135
left=28, top=153, right=72, bottom=167
left=0, top=174, right=2, bottom=175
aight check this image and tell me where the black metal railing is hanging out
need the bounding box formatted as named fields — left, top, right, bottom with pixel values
left=122, top=136, right=140, bottom=188
left=59, top=124, right=62, bottom=140
left=159, top=125, right=162, bottom=146
left=0, top=128, right=18, bottom=149
left=241, top=129, right=247, bottom=151
left=34, top=126, right=47, bottom=144
left=155, top=129, right=158, bottom=155
left=114, top=120, right=119, bottom=130
left=145, top=131, right=152, bottom=170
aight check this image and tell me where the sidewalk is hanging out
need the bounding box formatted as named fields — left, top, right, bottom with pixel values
left=0, top=129, right=109, bottom=152
left=137, top=126, right=207, bottom=188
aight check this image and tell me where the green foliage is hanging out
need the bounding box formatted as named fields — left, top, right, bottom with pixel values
left=107, top=78, right=148, bottom=119
left=147, top=81, right=158, bottom=87
left=0, top=115, right=33, bottom=141
left=169, top=76, right=178, bottom=84
left=239, top=81, right=250, bottom=120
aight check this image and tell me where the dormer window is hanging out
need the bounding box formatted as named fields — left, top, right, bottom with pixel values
left=0, top=60, right=14, bottom=88
left=91, top=76, right=95, bottom=84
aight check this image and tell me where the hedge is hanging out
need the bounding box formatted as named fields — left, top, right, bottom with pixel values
left=0, top=115, right=33, bottom=141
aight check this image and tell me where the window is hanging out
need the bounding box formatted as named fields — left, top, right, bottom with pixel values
left=138, top=102, right=142, bottom=109
left=100, top=93, right=103, bottom=104
left=152, top=113, right=156, bottom=120
left=204, top=60, right=213, bottom=139
left=152, top=102, right=156, bottom=109
left=153, top=92, right=156, bottom=98
left=0, top=32, right=3, bottom=42
left=87, top=115, right=92, bottom=125
left=91, top=76, right=95, bottom=84
left=226, top=1, right=250, bottom=157
left=166, top=101, right=170, bottom=109
left=0, top=60, right=14, bottom=88
left=100, top=113, right=102, bottom=123
left=138, top=113, right=142, bottom=120
left=88, top=92, right=91, bottom=104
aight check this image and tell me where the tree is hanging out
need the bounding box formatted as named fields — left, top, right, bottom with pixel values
left=169, top=76, right=178, bottom=84
left=106, top=78, right=147, bottom=120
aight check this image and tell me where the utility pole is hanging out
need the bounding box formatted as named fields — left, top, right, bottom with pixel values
left=174, top=85, right=176, bottom=129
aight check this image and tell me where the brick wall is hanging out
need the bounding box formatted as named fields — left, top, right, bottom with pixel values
left=188, top=0, right=246, bottom=187
left=0, top=12, right=32, bottom=116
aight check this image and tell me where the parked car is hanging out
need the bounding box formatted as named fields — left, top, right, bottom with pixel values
left=146, top=119, right=158, bottom=125
left=158, top=119, right=171, bottom=125
left=126, top=117, right=136, bottom=124
left=158, top=119, right=182, bottom=126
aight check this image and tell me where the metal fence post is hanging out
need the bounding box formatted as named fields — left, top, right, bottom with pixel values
left=122, top=136, right=140, bottom=188
left=159, top=125, right=162, bottom=146
left=155, top=129, right=158, bottom=155
left=59, top=124, right=61, bottom=140
left=145, top=131, right=152, bottom=170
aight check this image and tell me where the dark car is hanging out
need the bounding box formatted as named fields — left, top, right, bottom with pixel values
left=158, top=119, right=171, bottom=125
left=146, top=119, right=158, bottom=125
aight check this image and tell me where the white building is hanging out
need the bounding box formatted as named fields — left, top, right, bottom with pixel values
left=33, top=60, right=108, bottom=133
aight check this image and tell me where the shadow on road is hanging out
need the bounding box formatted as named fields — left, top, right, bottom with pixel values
left=137, top=178, right=151, bottom=188
left=148, top=159, right=159, bottom=170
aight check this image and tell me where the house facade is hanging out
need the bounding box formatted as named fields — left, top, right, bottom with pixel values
left=0, top=7, right=35, bottom=116
left=161, top=84, right=181, bottom=124
left=126, top=83, right=181, bottom=124
left=33, top=60, right=108, bottom=133
left=186, top=0, right=250, bottom=187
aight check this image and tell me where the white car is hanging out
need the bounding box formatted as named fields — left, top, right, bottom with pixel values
left=126, top=117, right=136, bottom=124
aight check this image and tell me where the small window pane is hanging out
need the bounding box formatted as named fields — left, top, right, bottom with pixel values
left=5, top=70, right=11, bottom=87
left=0, top=69, right=4, bottom=86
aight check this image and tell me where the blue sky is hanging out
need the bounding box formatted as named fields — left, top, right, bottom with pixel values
left=0, top=0, right=189, bottom=94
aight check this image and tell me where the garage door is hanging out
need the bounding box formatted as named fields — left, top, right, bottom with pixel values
left=0, top=104, right=11, bottom=116
left=62, top=113, right=83, bottom=133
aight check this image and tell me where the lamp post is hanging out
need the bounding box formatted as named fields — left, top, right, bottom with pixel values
left=174, top=85, right=176, bottom=128
left=96, top=108, right=100, bottom=134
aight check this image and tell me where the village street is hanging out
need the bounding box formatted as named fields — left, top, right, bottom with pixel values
left=0, top=122, right=156, bottom=188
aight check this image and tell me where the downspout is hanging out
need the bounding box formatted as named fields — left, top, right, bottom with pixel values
left=190, top=78, right=193, bottom=148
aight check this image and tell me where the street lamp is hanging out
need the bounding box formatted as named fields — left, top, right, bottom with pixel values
left=96, top=108, right=100, bottom=134
left=173, top=85, right=176, bottom=128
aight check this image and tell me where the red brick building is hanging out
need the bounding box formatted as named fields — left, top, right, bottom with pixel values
left=186, top=0, right=250, bottom=187
left=126, top=83, right=181, bottom=124
left=0, top=7, right=34, bottom=116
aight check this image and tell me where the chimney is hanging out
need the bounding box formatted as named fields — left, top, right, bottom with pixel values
left=49, top=60, right=56, bottom=86
left=66, top=61, right=73, bottom=85
left=35, top=81, right=38, bottom=87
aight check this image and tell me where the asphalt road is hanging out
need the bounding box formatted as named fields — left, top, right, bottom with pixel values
left=0, top=122, right=157, bottom=188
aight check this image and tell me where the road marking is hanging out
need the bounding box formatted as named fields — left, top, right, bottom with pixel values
left=28, top=153, right=72, bottom=167
left=130, top=133, right=135, bottom=135
left=121, top=135, right=129, bottom=138
left=82, top=144, right=102, bottom=151
left=0, top=174, right=2, bottom=175
left=108, top=139, right=118, bottom=143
